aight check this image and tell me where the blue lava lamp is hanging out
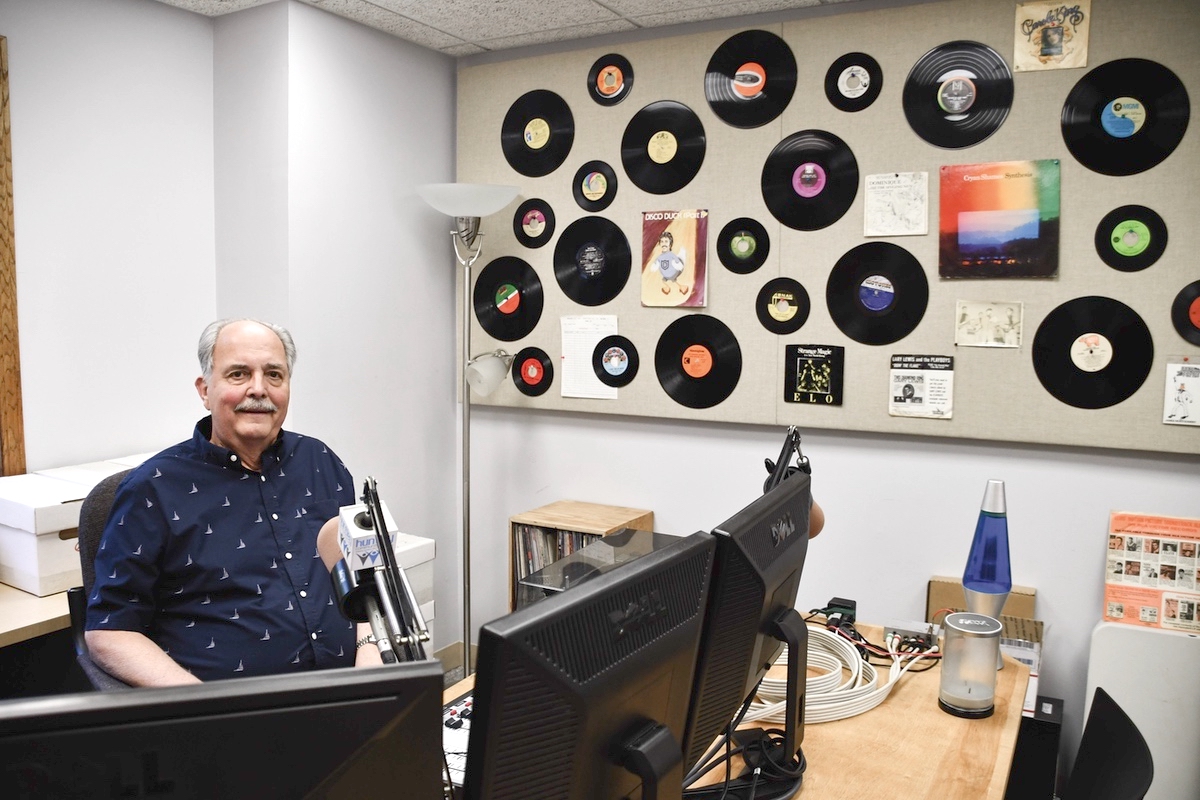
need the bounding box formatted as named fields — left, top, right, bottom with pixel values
left=962, top=479, right=1011, bottom=622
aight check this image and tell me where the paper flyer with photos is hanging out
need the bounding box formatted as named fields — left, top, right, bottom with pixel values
left=888, top=355, right=954, bottom=419
left=1013, top=1, right=1090, bottom=72
left=1105, top=512, right=1200, bottom=633
left=641, top=209, right=708, bottom=308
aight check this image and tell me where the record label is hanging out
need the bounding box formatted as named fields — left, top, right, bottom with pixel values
left=495, top=284, right=520, bottom=314
left=1110, top=220, right=1150, bottom=257
left=473, top=256, right=544, bottom=342
left=522, top=210, right=546, bottom=238
left=1031, top=296, right=1153, bottom=409
left=859, top=275, right=895, bottom=312
left=511, top=347, right=554, bottom=396
left=520, top=357, right=544, bottom=384
left=937, top=75, right=976, bottom=114
left=577, top=243, right=605, bottom=277
left=825, top=52, right=883, bottom=113
left=554, top=217, right=631, bottom=306
left=1100, top=97, right=1145, bottom=138
left=682, top=345, right=713, bottom=379
left=580, top=172, right=608, bottom=202
left=1070, top=333, right=1113, bottom=372
left=648, top=131, right=678, bottom=164
left=592, top=335, right=640, bottom=387
left=792, top=163, right=826, bottom=197
left=1094, top=205, right=1166, bottom=272
left=706, top=30, right=797, bottom=128
left=524, top=119, right=550, bottom=149
left=588, top=54, right=634, bottom=106
left=717, top=217, right=769, bottom=274
left=756, top=277, right=810, bottom=335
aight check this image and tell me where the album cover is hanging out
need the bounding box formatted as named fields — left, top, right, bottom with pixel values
left=888, top=355, right=954, bottom=419
left=1163, top=358, right=1199, bottom=427
left=641, top=209, right=708, bottom=307
left=939, top=160, right=1060, bottom=279
left=1014, top=0, right=1090, bottom=72
left=784, top=344, right=844, bottom=405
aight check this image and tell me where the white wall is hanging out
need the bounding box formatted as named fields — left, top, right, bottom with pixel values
left=1, top=0, right=218, bottom=468
left=469, top=407, right=1200, bottom=767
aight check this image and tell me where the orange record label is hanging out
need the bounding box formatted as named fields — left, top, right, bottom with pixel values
left=682, top=345, right=713, bottom=378
left=1190, top=296, right=1200, bottom=327
left=733, top=62, right=766, bottom=98
left=597, top=65, right=625, bottom=96
left=495, top=283, right=520, bottom=315
left=520, top=357, right=545, bottom=385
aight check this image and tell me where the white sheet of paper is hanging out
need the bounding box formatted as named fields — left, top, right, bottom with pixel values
left=561, top=315, right=618, bottom=399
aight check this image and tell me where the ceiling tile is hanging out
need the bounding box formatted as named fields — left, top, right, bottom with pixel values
left=308, top=0, right=471, bottom=50
left=630, top=0, right=822, bottom=29
left=476, top=18, right=639, bottom=51
left=153, top=0, right=274, bottom=15
left=368, top=0, right=622, bottom=41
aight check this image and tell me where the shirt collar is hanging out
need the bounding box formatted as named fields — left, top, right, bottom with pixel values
left=192, top=415, right=287, bottom=471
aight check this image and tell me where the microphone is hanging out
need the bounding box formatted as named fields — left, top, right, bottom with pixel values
left=318, top=516, right=398, bottom=664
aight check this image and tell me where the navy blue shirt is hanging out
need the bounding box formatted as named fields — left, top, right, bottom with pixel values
left=86, top=417, right=357, bottom=681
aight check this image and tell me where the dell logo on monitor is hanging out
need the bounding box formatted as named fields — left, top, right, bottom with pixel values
left=770, top=513, right=797, bottom=546
left=609, top=590, right=667, bottom=639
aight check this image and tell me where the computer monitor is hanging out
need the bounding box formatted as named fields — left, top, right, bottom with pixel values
left=682, top=471, right=812, bottom=790
left=0, top=660, right=444, bottom=799
left=464, top=531, right=716, bottom=800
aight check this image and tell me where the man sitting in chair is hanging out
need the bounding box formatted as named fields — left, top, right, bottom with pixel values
left=85, top=319, right=380, bottom=686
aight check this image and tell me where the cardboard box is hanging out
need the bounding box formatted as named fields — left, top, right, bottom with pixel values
left=0, top=473, right=93, bottom=596
left=926, top=575, right=1036, bottom=622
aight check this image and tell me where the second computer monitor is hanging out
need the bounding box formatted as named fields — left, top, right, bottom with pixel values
left=682, top=471, right=812, bottom=774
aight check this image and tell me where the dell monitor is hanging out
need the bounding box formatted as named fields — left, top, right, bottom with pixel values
left=0, top=660, right=444, bottom=799
left=464, top=530, right=715, bottom=800
left=682, top=471, right=812, bottom=795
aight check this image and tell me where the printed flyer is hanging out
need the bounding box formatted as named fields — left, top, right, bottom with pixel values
left=1105, top=512, right=1200, bottom=633
left=641, top=209, right=708, bottom=308
left=888, top=355, right=954, bottom=419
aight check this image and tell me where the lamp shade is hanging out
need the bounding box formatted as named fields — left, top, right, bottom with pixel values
left=417, top=183, right=519, bottom=217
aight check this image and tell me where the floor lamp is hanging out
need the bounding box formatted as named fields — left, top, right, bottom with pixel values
left=417, top=182, right=518, bottom=676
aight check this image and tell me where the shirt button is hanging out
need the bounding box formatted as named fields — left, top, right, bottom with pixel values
left=230, top=454, right=237, bottom=462
left=261, top=475, right=266, bottom=482
left=299, top=590, right=307, bottom=598
left=310, top=633, right=317, bottom=640
left=285, top=552, right=293, bottom=559
left=272, top=513, right=279, bottom=520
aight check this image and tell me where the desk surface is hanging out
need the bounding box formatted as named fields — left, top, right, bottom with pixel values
left=0, top=583, right=70, bottom=648
left=444, top=624, right=1029, bottom=800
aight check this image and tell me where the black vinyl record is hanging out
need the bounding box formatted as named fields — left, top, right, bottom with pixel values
left=1094, top=205, right=1167, bottom=272
left=1061, top=59, right=1190, bottom=176
left=1172, top=280, right=1200, bottom=346
left=761, top=130, right=859, bottom=231
left=825, top=52, right=883, bottom=112
left=717, top=217, right=769, bottom=274
left=588, top=53, right=634, bottom=106
left=902, top=41, right=1013, bottom=149
left=704, top=30, right=797, bottom=128
left=592, top=335, right=640, bottom=387
left=511, top=347, right=553, bottom=397
left=553, top=217, right=631, bottom=306
left=620, top=101, right=706, bottom=194
left=655, top=315, right=742, bottom=409
left=513, top=198, right=556, bottom=249
left=826, top=242, right=928, bottom=345
left=501, top=90, right=575, bottom=177
left=756, top=277, right=810, bottom=335
left=573, top=160, right=618, bottom=212
left=472, top=257, right=544, bottom=342
left=1032, top=297, right=1153, bottom=409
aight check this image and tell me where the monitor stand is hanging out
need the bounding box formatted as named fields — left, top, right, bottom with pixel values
left=622, top=721, right=683, bottom=800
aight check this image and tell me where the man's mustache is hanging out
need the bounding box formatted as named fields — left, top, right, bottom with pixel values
left=235, top=398, right=278, bottom=413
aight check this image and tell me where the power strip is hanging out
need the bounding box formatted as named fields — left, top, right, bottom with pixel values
left=883, top=619, right=939, bottom=651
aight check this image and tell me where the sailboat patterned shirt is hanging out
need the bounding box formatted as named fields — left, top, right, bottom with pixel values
left=86, top=416, right=358, bottom=681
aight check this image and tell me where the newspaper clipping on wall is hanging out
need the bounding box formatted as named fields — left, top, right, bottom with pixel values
left=1104, top=512, right=1200, bottom=633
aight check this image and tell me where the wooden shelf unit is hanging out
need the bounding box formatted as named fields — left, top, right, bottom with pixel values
left=508, top=500, right=653, bottom=610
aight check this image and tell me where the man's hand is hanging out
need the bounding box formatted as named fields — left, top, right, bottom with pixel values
left=84, top=629, right=202, bottom=687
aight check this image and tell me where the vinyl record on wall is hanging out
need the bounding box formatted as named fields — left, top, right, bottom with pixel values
left=825, top=242, right=928, bottom=345
left=472, top=256, right=544, bottom=342
left=1032, top=296, right=1153, bottom=409
left=902, top=40, right=1013, bottom=149
left=761, top=130, right=859, bottom=231
left=511, top=347, right=554, bottom=396
left=757, top=277, right=810, bottom=335
left=553, top=216, right=631, bottom=306
left=704, top=30, right=797, bottom=128
left=573, top=160, right=618, bottom=212
left=620, top=101, right=706, bottom=194
left=1061, top=58, right=1190, bottom=176
left=1172, top=280, right=1200, bottom=346
left=716, top=217, right=770, bottom=274
left=513, top=198, right=556, bottom=249
left=655, top=314, right=742, bottom=409
left=500, top=89, right=575, bottom=177
left=1094, top=205, right=1167, bottom=272
left=825, top=52, right=883, bottom=112
left=588, top=53, right=634, bottom=106
left=592, top=335, right=640, bottom=387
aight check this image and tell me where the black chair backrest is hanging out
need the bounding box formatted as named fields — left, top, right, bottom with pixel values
left=78, top=469, right=132, bottom=597
left=1062, top=686, right=1154, bottom=800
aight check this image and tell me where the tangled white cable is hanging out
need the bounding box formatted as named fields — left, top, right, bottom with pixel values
left=743, top=626, right=937, bottom=725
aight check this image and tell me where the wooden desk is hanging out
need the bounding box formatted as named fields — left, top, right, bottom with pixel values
left=443, top=624, right=1029, bottom=799
left=0, top=583, right=69, bottom=648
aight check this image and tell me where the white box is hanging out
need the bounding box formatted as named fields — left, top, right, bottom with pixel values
left=0, top=473, right=93, bottom=596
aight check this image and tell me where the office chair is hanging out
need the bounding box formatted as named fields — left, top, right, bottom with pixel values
left=1060, top=687, right=1153, bottom=800
left=66, top=469, right=131, bottom=690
